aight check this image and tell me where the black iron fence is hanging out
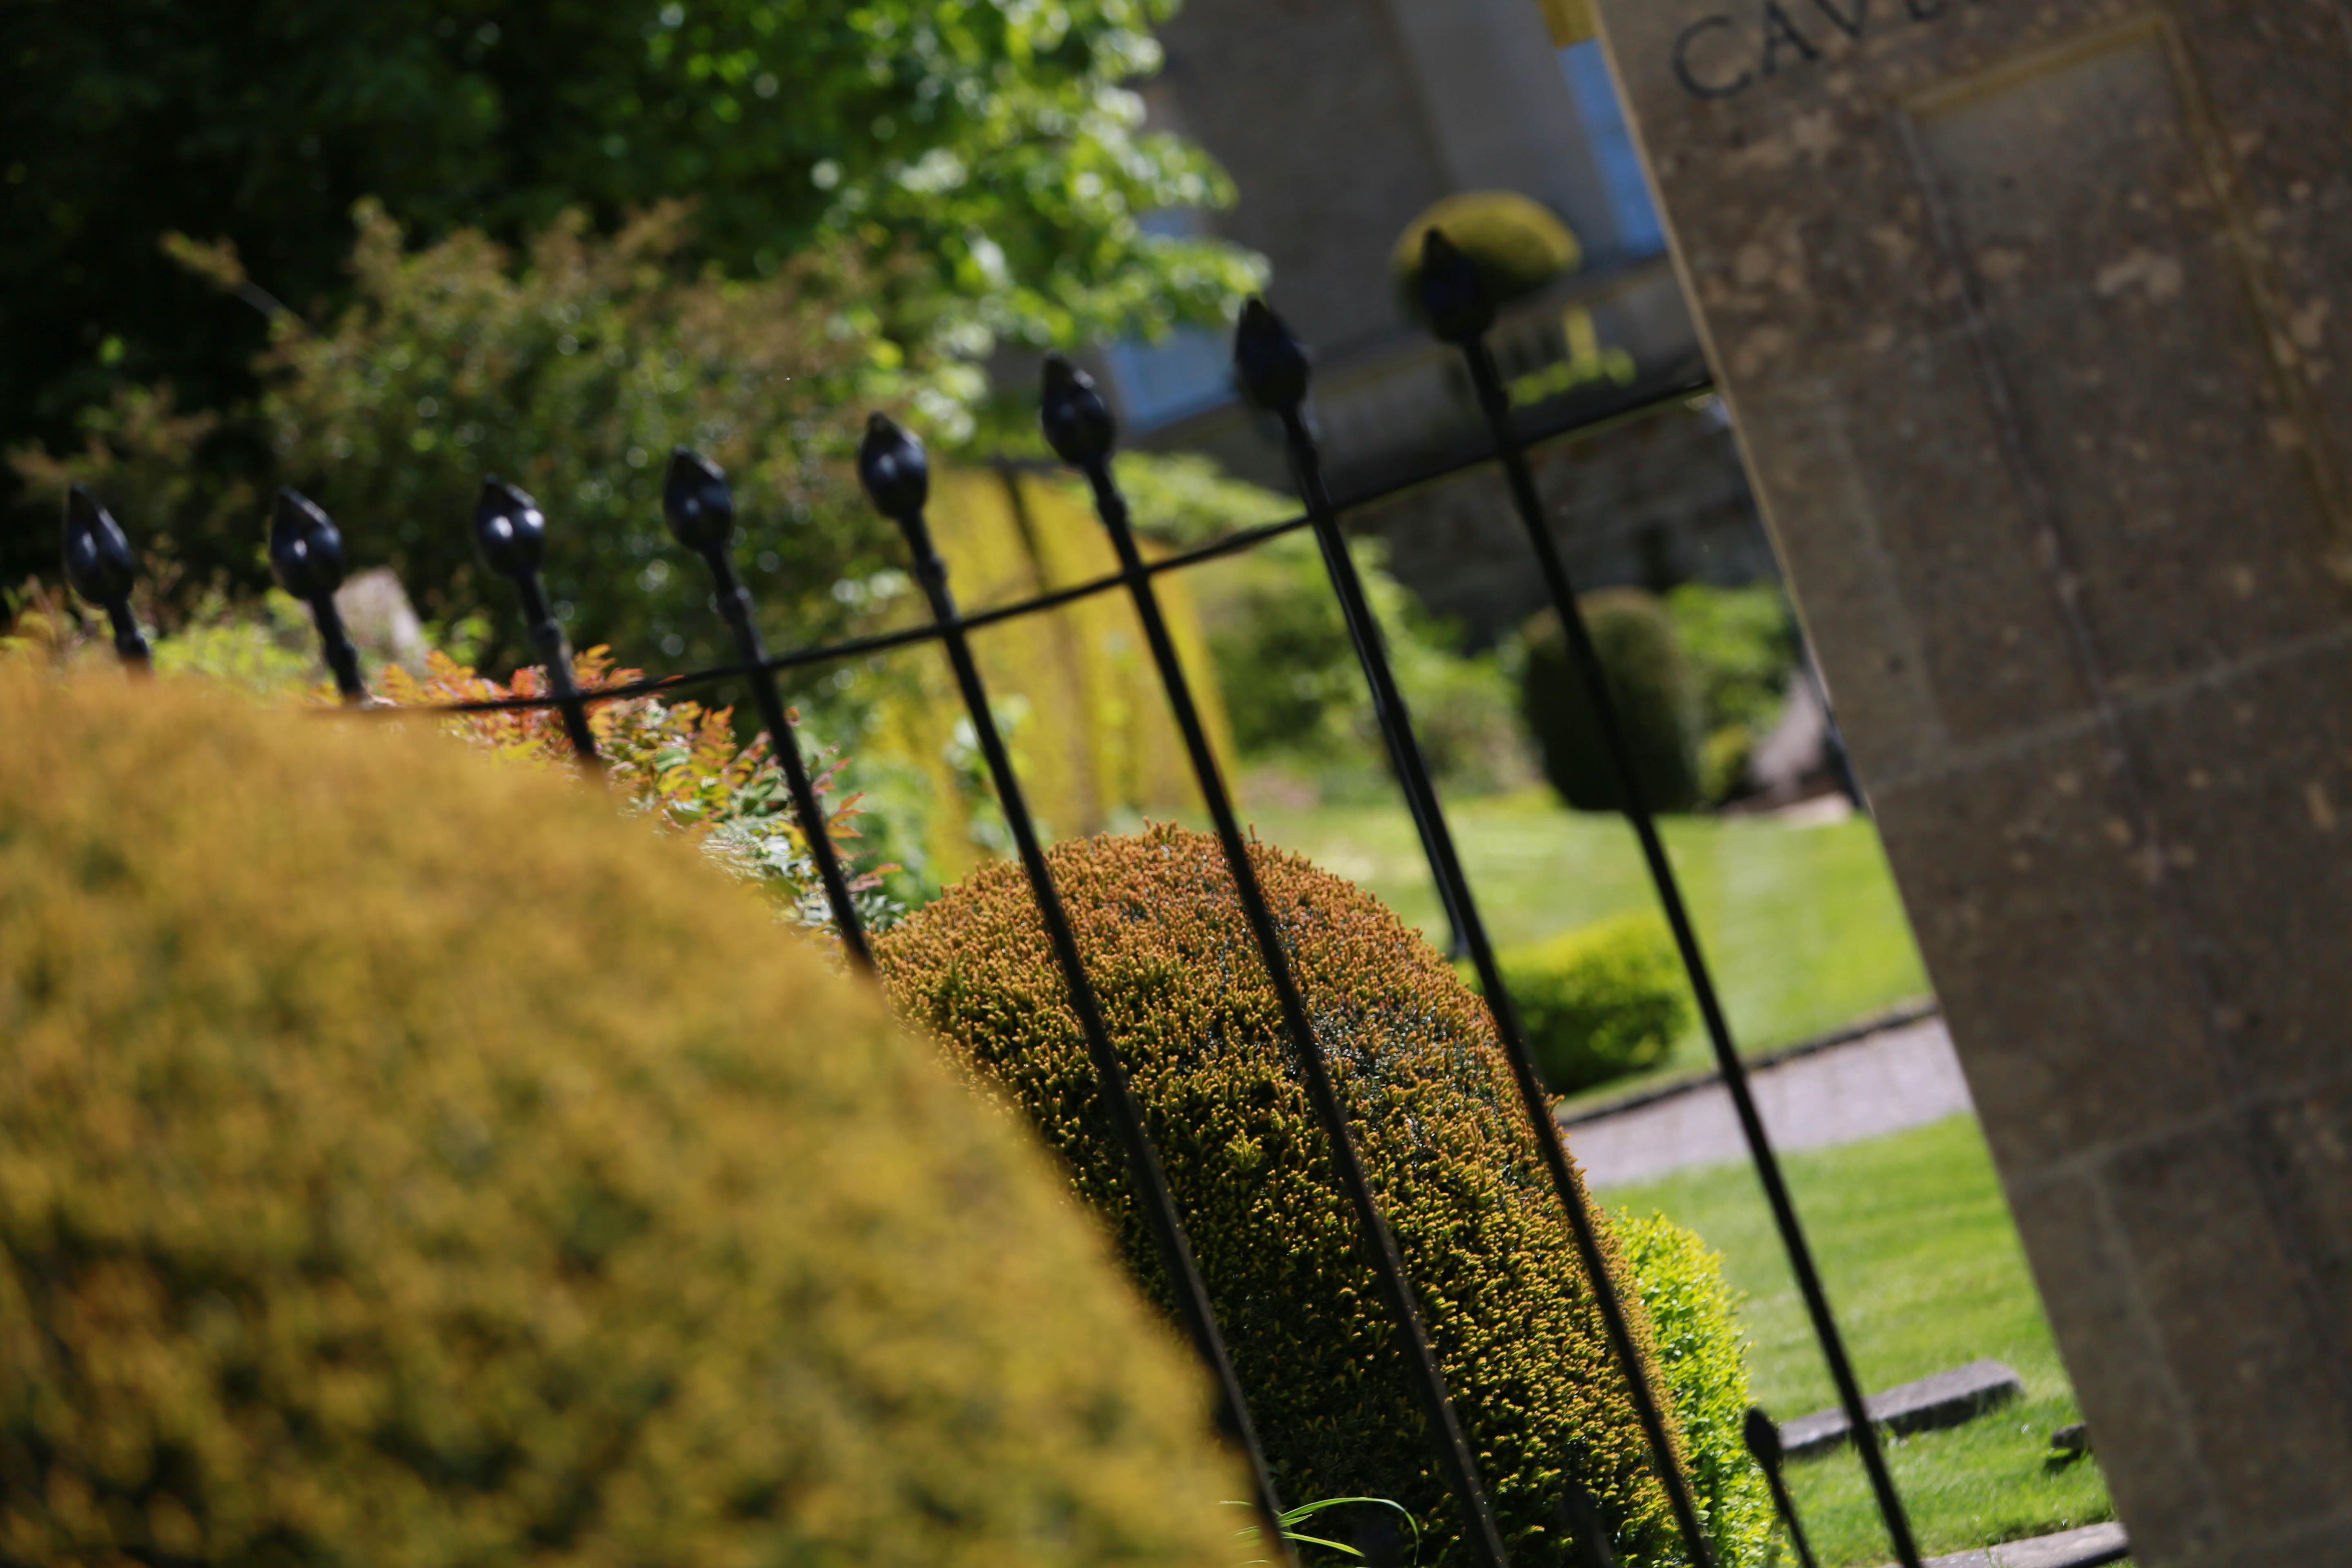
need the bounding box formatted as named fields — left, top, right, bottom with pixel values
left=55, top=233, right=1926, bottom=1568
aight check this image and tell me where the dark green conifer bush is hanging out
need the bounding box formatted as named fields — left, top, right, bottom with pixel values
left=1521, top=590, right=1703, bottom=814
left=1466, top=912, right=1693, bottom=1095
left=0, top=668, right=1241, bottom=1568
left=874, top=826, right=1690, bottom=1566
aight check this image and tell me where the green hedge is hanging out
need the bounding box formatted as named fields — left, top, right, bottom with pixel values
left=1468, top=911, right=1693, bottom=1095
left=1616, top=1214, right=1775, bottom=1568
left=1521, top=590, right=1702, bottom=814
left=876, top=826, right=1690, bottom=1567
left=1195, top=529, right=1528, bottom=799
left=0, top=668, right=1241, bottom=1568
left=1391, top=191, right=1582, bottom=325
left=1663, top=584, right=1799, bottom=805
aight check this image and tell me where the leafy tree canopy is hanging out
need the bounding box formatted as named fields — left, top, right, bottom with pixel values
left=0, top=0, right=1261, bottom=586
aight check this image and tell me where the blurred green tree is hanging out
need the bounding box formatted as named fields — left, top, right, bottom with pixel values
left=10, top=203, right=898, bottom=675
left=0, top=0, right=1260, bottom=591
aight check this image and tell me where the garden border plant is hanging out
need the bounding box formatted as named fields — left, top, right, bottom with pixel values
left=0, top=666, right=1247, bottom=1568
left=875, top=824, right=1766, bottom=1568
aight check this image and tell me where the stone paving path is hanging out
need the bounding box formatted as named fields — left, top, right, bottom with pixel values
left=1915, top=1520, right=2128, bottom=1568
left=1564, top=1014, right=1974, bottom=1188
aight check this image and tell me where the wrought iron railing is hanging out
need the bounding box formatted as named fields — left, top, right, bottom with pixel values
left=55, top=233, right=1924, bottom=1568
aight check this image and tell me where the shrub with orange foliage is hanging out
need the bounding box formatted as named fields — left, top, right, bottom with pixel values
left=380, top=648, right=896, bottom=940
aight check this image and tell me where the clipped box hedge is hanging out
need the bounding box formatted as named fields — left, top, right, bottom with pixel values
left=1521, top=590, right=1703, bottom=815
left=0, top=668, right=1241, bottom=1568
left=876, top=826, right=1701, bottom=1566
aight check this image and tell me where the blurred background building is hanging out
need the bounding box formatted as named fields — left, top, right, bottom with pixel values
left=1100, top=0, right=1772, bottom=646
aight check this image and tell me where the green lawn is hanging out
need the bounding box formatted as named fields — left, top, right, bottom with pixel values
left=1239, top=790, right=1931, bottom=1094
left=1599, top=1117, right=2120, bottom=1568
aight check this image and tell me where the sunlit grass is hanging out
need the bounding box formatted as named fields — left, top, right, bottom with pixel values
left=1600, top=1118, right=2119, bottom=1567
left=1238, top=789, right=1931, bottom=1094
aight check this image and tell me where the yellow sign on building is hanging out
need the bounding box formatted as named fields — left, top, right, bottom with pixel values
left=1535, top=0, right=1595, bottom=47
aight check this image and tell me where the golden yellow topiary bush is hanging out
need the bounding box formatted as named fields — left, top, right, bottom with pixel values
left=0, top=668, right=1241, bottom=1568
left=875, top=826, right=1688, bottom=1567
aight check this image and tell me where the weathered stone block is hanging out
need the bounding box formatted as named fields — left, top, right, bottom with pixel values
left=1780, top=1358, right=2024, bottom=1458
left=1584, top=1, right=2352, bottom=1560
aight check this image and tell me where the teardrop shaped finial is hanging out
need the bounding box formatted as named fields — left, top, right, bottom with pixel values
left=1417, top=227, right=1495, bottom=344
left=662, top=448, right=735, bottom=551
left=269, top=487, right=347, bottom=600
left=473, top=477, right=547, bottom=577
left=856, top=413, right=930, bottom=519
left=62, top=485, right=139, bottom=604
left=1233, top=298, right=1312, bottom=414
left=1039, top=352, right=1117, bottom=468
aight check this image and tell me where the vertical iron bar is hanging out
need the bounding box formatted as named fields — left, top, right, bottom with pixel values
left=1325, top=517, right=1471, bottom=961
left=664, top=450, right=873, bottom=970
left=1558, top=1479, right=1624, bottom=1568
left=855, top=415, right=1292, bottom=1564
left=1742, top=1408, right=1820, bottom=1568
left=1417, top=229, right=1920, bottom=1568
left=61, top=486, right=151, bottom=673
left=1236, top=299, right=1719, bottom=1568
left=1039, top=357, right=1512, bottom=1568
left=474, top=479, right=599, bottom=767
left=269, top=489, right=368, bottom=704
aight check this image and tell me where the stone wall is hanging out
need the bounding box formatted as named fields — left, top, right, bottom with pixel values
left=1588, top=2, right=2352, bottom=1562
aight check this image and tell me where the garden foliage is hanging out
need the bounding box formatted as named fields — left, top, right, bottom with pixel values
left=13, top=202, right=897, bottom=673
left=1196, top=528, right=1531, bottom=800
left=1520, top=589, right=1702, bottom=815
left=874, top=825, right=1687, bottom=1566
left=1, top=0, right=1263, bottom=591
left=1466, top=911, right=1693, bottom=1095
left=0, top=666, right=1242, bottom=1568
left=1662, top=584, right=1797, bottom=805
left=851, top=464, right=1234, bottom=900
left=376, top=647, right=898, bottom=940
left=1614, top=1214, right=1775, bottom=1568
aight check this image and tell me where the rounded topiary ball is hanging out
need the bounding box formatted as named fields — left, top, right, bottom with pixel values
left=0, top=668, right=1240, bottom=1568
left=875, top=826, right=1685, bottom=1567
left=1521, top=590, right=1703, bottom=814
left=1392, top=192, right=1582, bottom=326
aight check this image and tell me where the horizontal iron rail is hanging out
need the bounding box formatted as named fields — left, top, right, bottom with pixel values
left=331, top=377, right=1715, bottom=722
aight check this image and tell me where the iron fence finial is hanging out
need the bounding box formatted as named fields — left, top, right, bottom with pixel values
left=662, top=448, right=735, bottom=552
left=61, top=484, right=151, bottom=670
left=473, top=477, right=548, bottom=579
left=270, top=488, right=346, bottom=601
left=1234, top=298, right=1311, bottom=414
left=63, top=485, right=138, bottom=605
left=469, top=475, right=597, bottom=764
left=1417, top=227, right=1496, bottom=345
left=857, top=413, right=929, bottom=520
left=269, top=487, right=368, bottom=703
left=1040, top=352, right=1116, bottom=468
